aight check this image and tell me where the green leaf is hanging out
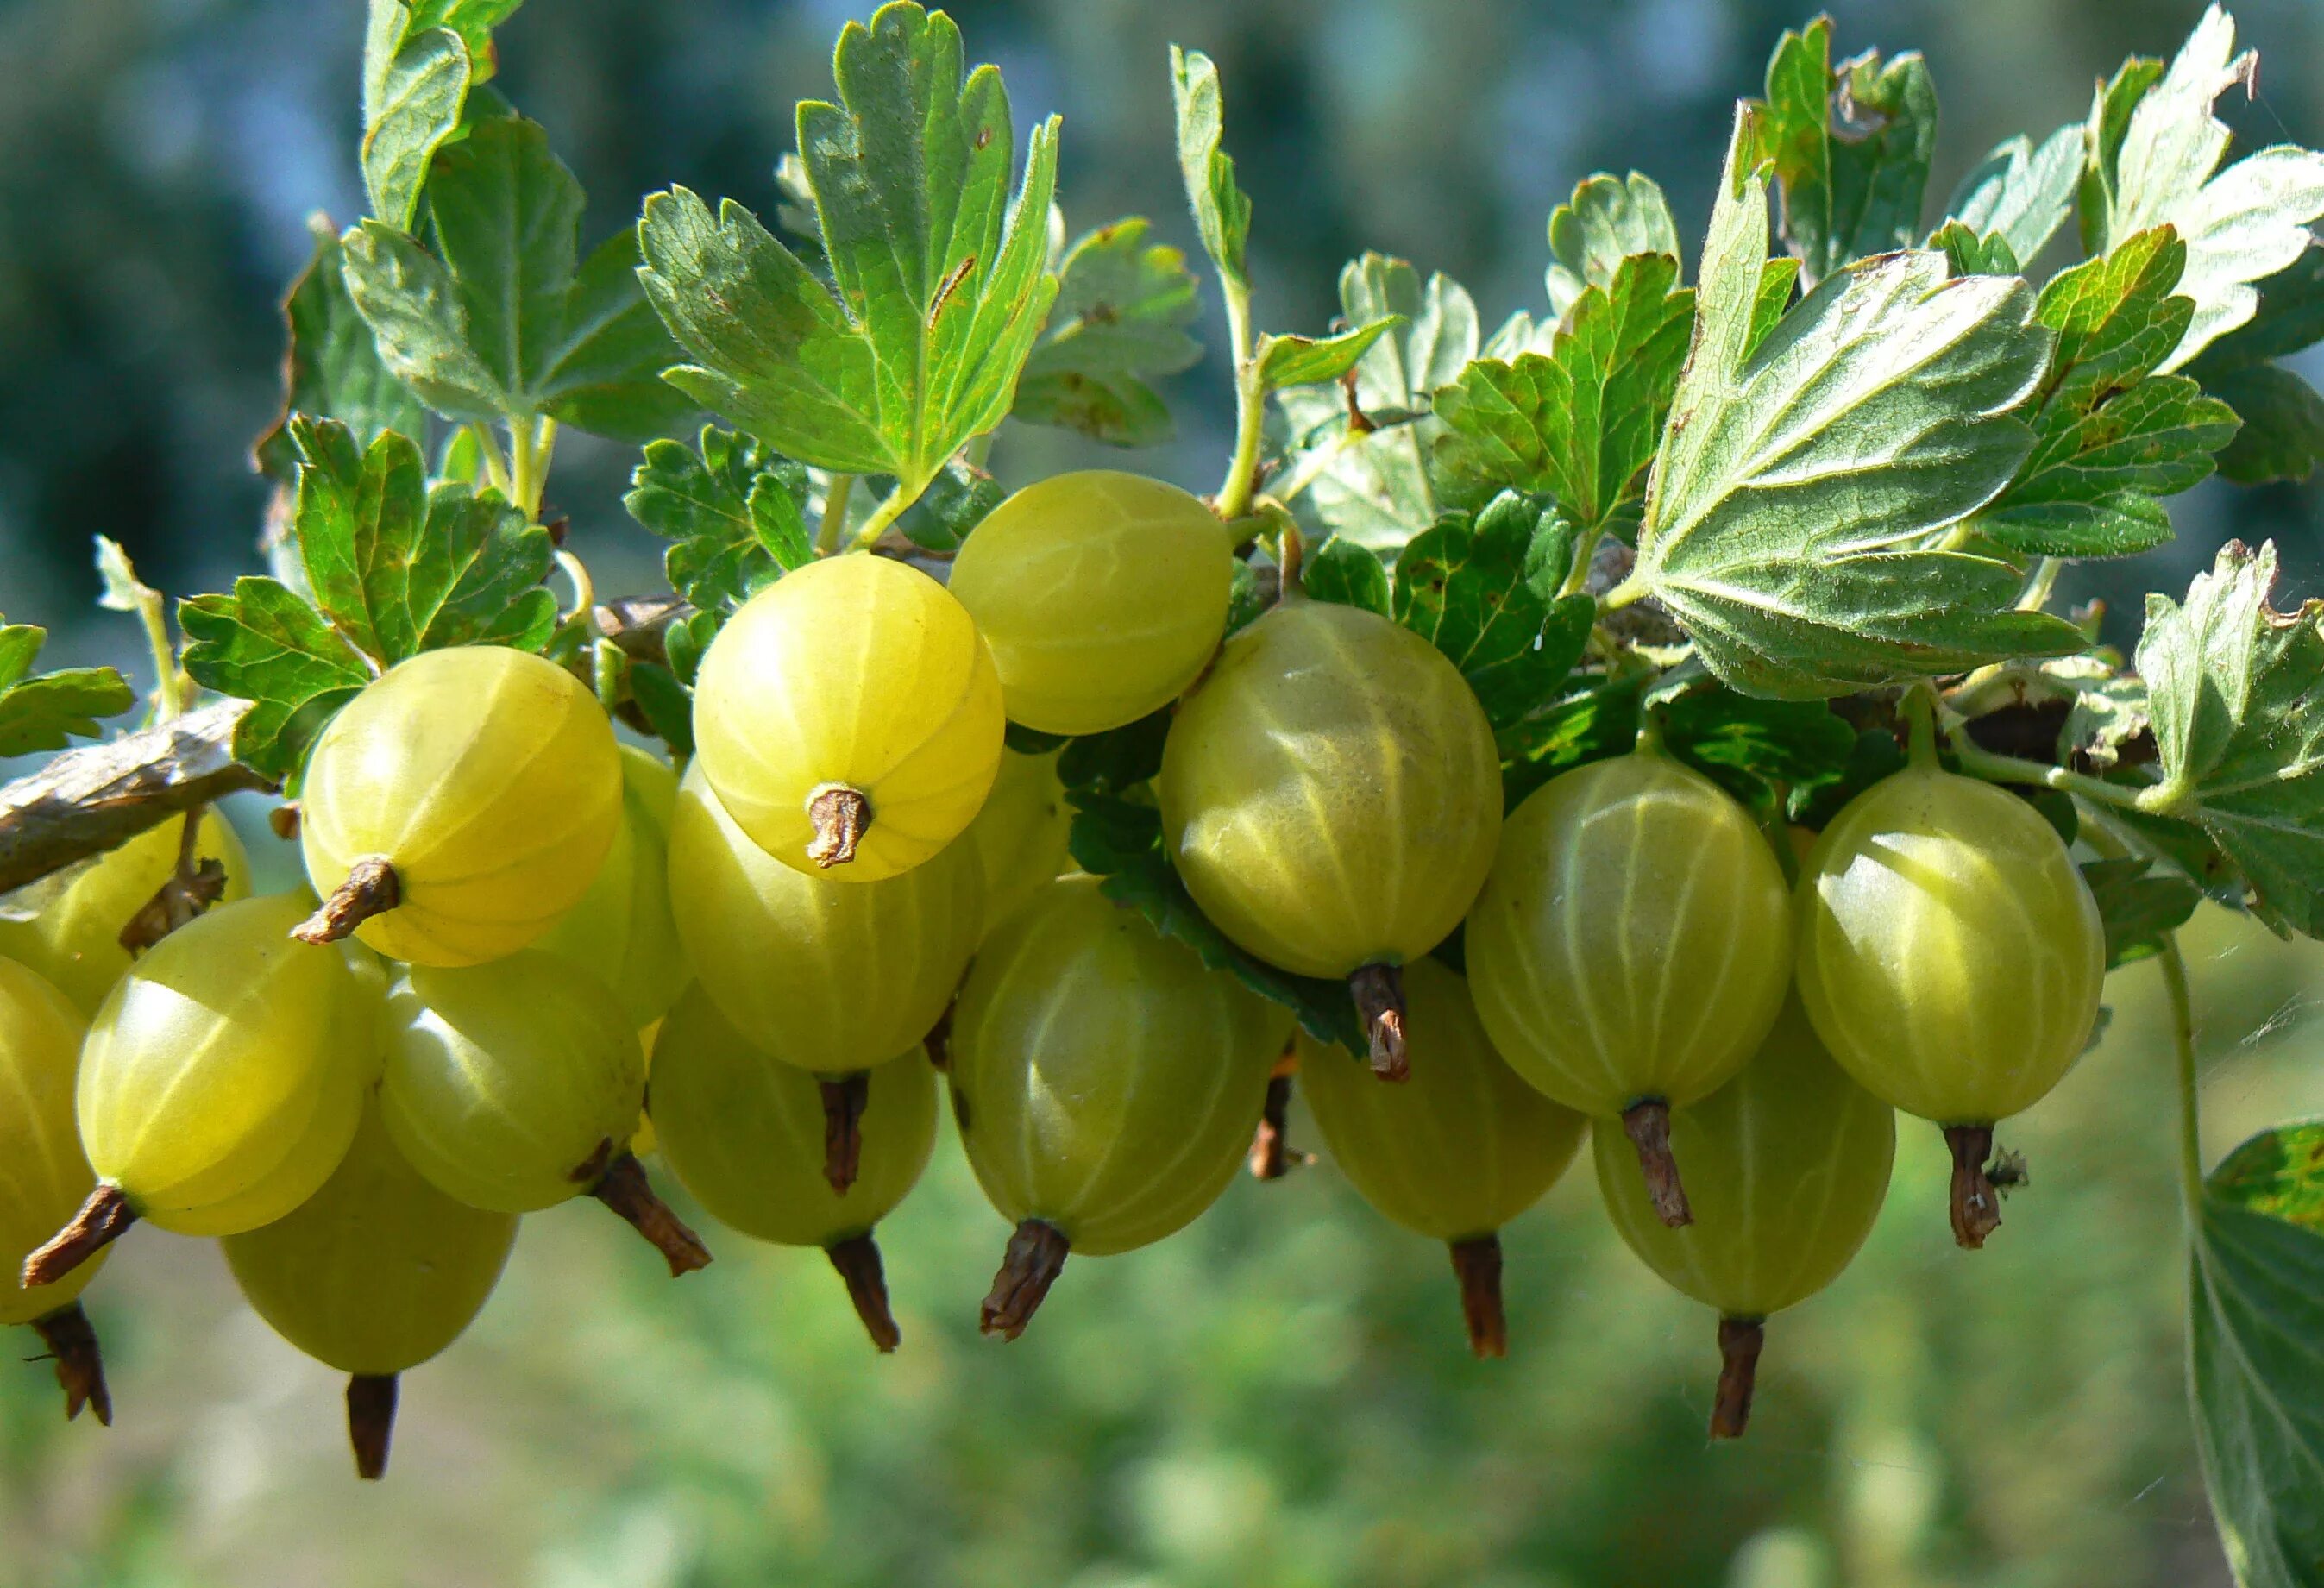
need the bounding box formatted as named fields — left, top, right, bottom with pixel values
left=1391, top=493, right=1592, bottom=730
left=1169, top=46, right=1251, bottom=291
left=1942, top=123, right=2082, bottom=268
left=893, top=455, right=1005, bottom=552
left=626, top=662, right=694, bottom=759
left=399, top=0, right=522, bottom=73
left=2101, top=7, right=2324, bottom=372
left=1981, top=228, right=2239, bottom=558
left=1300, top=537, right=1391, bottom=617
left=254, top=217, right=430, bottom=483
left=1546, top=171, right=1680, bottom=317
left=1927, top=220, right=2020, bottom=279
left=639, top=4, right=1059, bottom=512
left=1654, top=685, right=1858, bottom=813
left=1634, top=109, right=2082, bottom=700
left=1273, top=254, right=1481, bottom=555
left=361, top=25, right=468, bottom=230
left=1429, top=252, right=1693, bottom=530
left=181, top=417, right=556, bottom=784
left=2138, top=539, right=2324, bottom=938
left=1054, top=710, right=1171, bottom=796
left=2190, top=1165, right=2324, bottom=1587
left=1013, top=217, right=1201, bottom=447
left=2210, top=364, right=2324, bottom=485
left=624, top=425, right=812, bottom=613
left=1752, top=19, right=1938, bottom=286
left=2077, top=856, right=2201, bottom=968
left=1495, top=676, right=1649, bottom=811
left=1255, top=317, right=1402, bottom=393
left=1223, top=558, right=1266, bottom=637
left=347, top=116, right=689, bottom=439
left=1066, top=790, right=1362, bottom=1052
left=0, top=625, right=134, bottom=759
left=1788, top=726, right=1909, bottom=831
left=2190, top=245, right=2324, bottom=374
left=2079, top=55, right=2165, bottom=256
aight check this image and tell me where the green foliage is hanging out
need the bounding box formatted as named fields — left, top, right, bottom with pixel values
left=2138, top=539, right=2324, bottom=938
left=1254, top=318, right=1401, bottom=392
left=1751, top=19, right=1938, bottom=286
left=1429, top=252, right=1693, bottom=528
left=1545, top=171, right=1679, bottom=316
left=1981, top=228, right=2240, bottom=556
left=1388, top=494, right=1592, bottom=730
left=180, top=418, right=555, bottom=783
left=345, top=116, right=689, bottom=441
left=0, top=625, right=133, bottom=757
left=1168, top=46, right=1250, bottom=292
left=624, top=426, right=812, bottom=613
left=1632, top=110, right=2082, bottom=700
left=1941, top=123, right=2082, bottom=268
left=638, top=3, right=1058, bottom=512
left=2080, top=857, right=2203, bottom=968
left=1012, top=218, right=1201, bottom=447
left=1300, top=536, right=1391, bottom=617
left=2208, top=364, right=2324, bottom=485
left=255, top=218, right=428, bottom=483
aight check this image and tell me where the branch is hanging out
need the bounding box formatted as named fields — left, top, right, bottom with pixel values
left=0, top=700, right=267, bottom=896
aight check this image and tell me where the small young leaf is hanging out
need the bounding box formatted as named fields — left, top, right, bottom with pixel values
left=638, top=5, right=1059, bottom=514
left=1546, top=171, right=1680, bottom=317
left=2101, top=6, right=2324, bottom=372
left=255, top=218, right=429, bottom=482
left=1430, top=252, right=1693, bottom=528
left=2190, top=1171, right=2324, bottom=1586
left=1927, top=221, right=2020, bottom=279
left=1981, top=229, right=2240, bottom=558
left=1169, top=46, right=1252, bottom=291
left=1255, top=317, right=1402, bottom=393
left=1300, top=537, right=1391, bottom=617
left=1274, top=254, right=1481, bottom=555
left=2208, top=363, right=2324, bottom=485
left=1636, top=108, right=2082, bottom=700
left=1391, top=493, right=1592, bottom=729
left=2138, top=539, right=2324, bottom=937
left=347, top=116, right=690, bottom=439
left=1067, top=790, right=1363, bottom=1052
left=0, top=626, right=135, bottom=759
left=625, top=425, right=812, bottom=613
left=1753, top=20, right=1938, bottom=286
left=1941, top=123, right=2082, bottom=268
left=1014, top=217, right=1201, bottom=447
left=362, top=25, right=469, bottom=229
left=2078, top=856, right=2202, bottom=968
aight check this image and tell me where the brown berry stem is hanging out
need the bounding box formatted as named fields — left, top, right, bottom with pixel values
left=30, top=1302, right=112, bottom=1425
left=1448, top=1234, right=1508, bottom=1359
left=826, top=1233, right=901, bottom=1352
left=1710, top=1315, right=1765, bottom=1440
left=1248, top=1067, right=1303, bottom=1180
left=1945, top=1123, right=2004, bottom=1249
left=1621, top=1099, right=1693, bottom=1228
left=805, top=785, right=870, bottom=869
left=117, top=809, right=228, bottom=952
left=1348, top=963, right=1408, bottom=1082
left=584, top=1148, right=713, bottom=1276
left=820, top=1071, right=870, bottom=1196
left=292, top=857, right=400, bottom=945
left=22, top=1185, right=137, bottom=1288
left=980, top=1219, right=1071, bottom=1340
left=347, top=1372, right=399, bottom=1480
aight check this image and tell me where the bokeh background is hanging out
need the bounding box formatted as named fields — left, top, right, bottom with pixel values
left=2, top=0, right=2323, bottom=1584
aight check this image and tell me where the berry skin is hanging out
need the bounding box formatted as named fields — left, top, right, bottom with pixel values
left=535, top=744, right=688, bottom=1028
left=692, top=554, right=1004, bottom=881
left=1794, top=763, right=2105, bottom=1248
left=649, top=985, right=937, bottom=1349
left=962, top=746, right=1074, bottom=938
left=0, top=955, right=115, bottom=1422
left=948, top=470, right=1233, bottom=735
left=1297, top=957, right=1586, bottom=1356
left=1466, top=749, right=1793, bottom=1227
left=1157, top=599, right=1501, bottom=1074
left=0, top=810, right=249, bottom=1016
left=223, top=1104, right=518, bottom=1479
left=949, top=875, right=1292, bottom=1338
left=298, top=645, right=623, bottom=966
left=1595, top=997, right=1895, bottom=1438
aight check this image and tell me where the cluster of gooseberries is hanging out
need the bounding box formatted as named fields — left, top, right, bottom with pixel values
left=0, top=466, right=2106, bottom=1474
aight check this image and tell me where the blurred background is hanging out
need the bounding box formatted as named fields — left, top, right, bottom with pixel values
left=1, top=0, right=2321, bottom=1584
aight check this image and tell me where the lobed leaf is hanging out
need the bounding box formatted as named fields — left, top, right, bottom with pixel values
left=1300, top=537, right=1391, bottom=618
left=1753, top=19, right=1938, bottom=286
left=639, top=3, right=1059, bottom=510
left=1942, top=123, right=2082, bottom=269
left=1635, top=108, right=2082, bottom=700
left=1014, top=217, right=1201, bottom=447
left=1391, top=493, right=1592, bottom=730
left=624, top=425, right=813, bottom=613
left=1546, top=171, right=1680, bottom=317
left=1169, top=46, right=1251, bottom=290
left=255, top=218, right=429, bottom=482
left=361, top=24, right=468, bottom=230
left=0, top=625, right=135, bottom=760
left=2101, top=5, right=2324, bottom=372
left=1430, top=252, right=1693, bottom=530
left=2137, top=540, right=2324, bottom=938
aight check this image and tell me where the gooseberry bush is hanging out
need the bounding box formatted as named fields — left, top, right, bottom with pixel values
left=1, top=1, right=2322, bottom=1574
